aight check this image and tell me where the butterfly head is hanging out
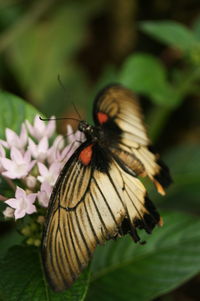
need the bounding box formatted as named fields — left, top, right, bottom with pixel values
left=78, top=120, right=103, bottom=142
left=78, top=120, right=90, bottom=132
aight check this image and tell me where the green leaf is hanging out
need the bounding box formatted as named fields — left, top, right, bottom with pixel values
left=0, top=230, right=23, bottom=259
left=6, top=1, right=104, bottom=116
left=119, top=53, right=181, bottom=107
left=87, top=66, right=118, bottom=123
left=0, top=91, right=39, bottom=138
left=87, top=212, right=200, bottom=301
left=0, top=1, right=23, bottom=29
left=140, top=20, right=199, bottom=52
left=193, top=16, right=200, bottom=41
left=0, top=246, right=90, bottom=301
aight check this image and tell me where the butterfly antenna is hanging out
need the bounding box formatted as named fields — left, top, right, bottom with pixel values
left=57, top=74, right=82, bottom=120
left=39, top=116, right=81, bottom=122
left=57, top=74, right=66, bottom=91
left=72, top=102, right=82, bottom=120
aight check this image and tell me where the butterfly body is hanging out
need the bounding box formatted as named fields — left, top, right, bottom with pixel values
left=42, top=84, right=172, bottom=291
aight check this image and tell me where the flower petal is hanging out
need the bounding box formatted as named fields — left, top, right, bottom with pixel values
left=66, top=125, right=74, bottom=143
left=2, top=170, right=17, bottom=179
left=34, top=115, right=45, bottom=133
left=5, top=198, right=17, bottom=209
left=39, top=136, right=48, bottom=151
left=25, top=120, right=35, bottom=137
left=0, top=139, right=9, bottom=148
left=37, top=162, right=48, bottom=176
left=6, top=128, right=19, bottom=148
left=27, top=193, right=37, bottom=204
left=24, top=150, right=31, bottom=162
left=28, top=138, right=37, bottom=158
left=46, top=117, right=56, bottom=138
left=49, top=162, right=62, bottom=173
left=26, top=203, right=36, bottom=215
left=20, top=124, right=28, bottom=147
left=41, top=181, right=52, bottom=196
left=15, top=186, right=26, bottom=199
left=0, top=145, right=5, bottom=157
left=10, top=147, right=23, bottom=163
left=38, top=191, right=49, bottom=207
left=14, top=208, right=26, bottom=219
left=28, top=160, right=36, bottom=172
left=0, top=157, right=14, bottom=171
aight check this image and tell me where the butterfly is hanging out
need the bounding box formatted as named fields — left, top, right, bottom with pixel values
left=41, top=84, right=172, bottom=291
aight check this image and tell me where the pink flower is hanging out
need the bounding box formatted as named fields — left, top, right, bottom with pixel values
left=66, top=125, right=75, bottom=143
left=0, top=116, right=84, bottom=223
left=26, top=115, right=55, bottom=141
left=0, top=124, right=28, bottom=150
left=28, top=136, right=49, bottom=161
left=37, top=182, right=52, bottom=207
left=0, top=139, right=8, bottom=148
left=47, top=135, right=64, bottom=164
left=1, top=147, right=35, bottom=179
left=5, top=186, right=37, bottom=219
left=59, top=143, right=78, bottom=165
left=57, top=125, right=86, bottom=165
left=37, top=162, right=61, bottom=186
left=66, top=125, right=85, bottom=144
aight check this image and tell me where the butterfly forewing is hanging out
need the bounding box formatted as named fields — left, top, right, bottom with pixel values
left=93, top=85, right=149, bottom=145
left=93, top=85, right=172, bottom=194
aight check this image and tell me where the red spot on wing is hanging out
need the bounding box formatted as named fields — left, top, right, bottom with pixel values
left=97, top=112, right=108, bottom=124
left=79, top=144, right=93, bottom=165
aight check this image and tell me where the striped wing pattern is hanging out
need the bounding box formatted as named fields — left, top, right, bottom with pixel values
left=93, top=84, right=149, bottom=146
left=42, top=144, right=160, bottom=291
left=94, top=85, right=172, bottom=194
left=42, top=84, right=171, bottom=292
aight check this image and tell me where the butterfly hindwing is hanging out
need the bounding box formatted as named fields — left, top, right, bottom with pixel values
left=42, top=140, right=161, bottom=291
left=93, top=84, right=172, bottom=194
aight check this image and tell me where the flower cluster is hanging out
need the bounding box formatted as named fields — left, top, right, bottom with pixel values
left=0, top=116, right=84, bottom=237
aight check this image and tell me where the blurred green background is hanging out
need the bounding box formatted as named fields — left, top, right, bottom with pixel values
left=0, top=0, right=200, bottom=300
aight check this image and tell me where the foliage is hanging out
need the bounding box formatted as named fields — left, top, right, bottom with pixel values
left=0, top=92, right=38, bottom=138
left=139, top=20, right=200, bottom=53
left=0, top=246, right=90, bottom=301
left=88, top=212, right=200, bottom=301
left=0, top=2, right=200, bottom=300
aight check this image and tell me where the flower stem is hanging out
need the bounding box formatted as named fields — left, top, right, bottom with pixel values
left=0, top=194, right=7, bottom=201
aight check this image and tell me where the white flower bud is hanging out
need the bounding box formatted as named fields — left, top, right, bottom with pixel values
left=25, top=175, right=37, bottom=189
left=3, top=207, right=15, bottom=218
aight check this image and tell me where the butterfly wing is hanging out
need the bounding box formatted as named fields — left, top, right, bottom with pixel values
left=93, top=84, right=172, bottom=194
left=42, top=141, right=160, bottom=292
